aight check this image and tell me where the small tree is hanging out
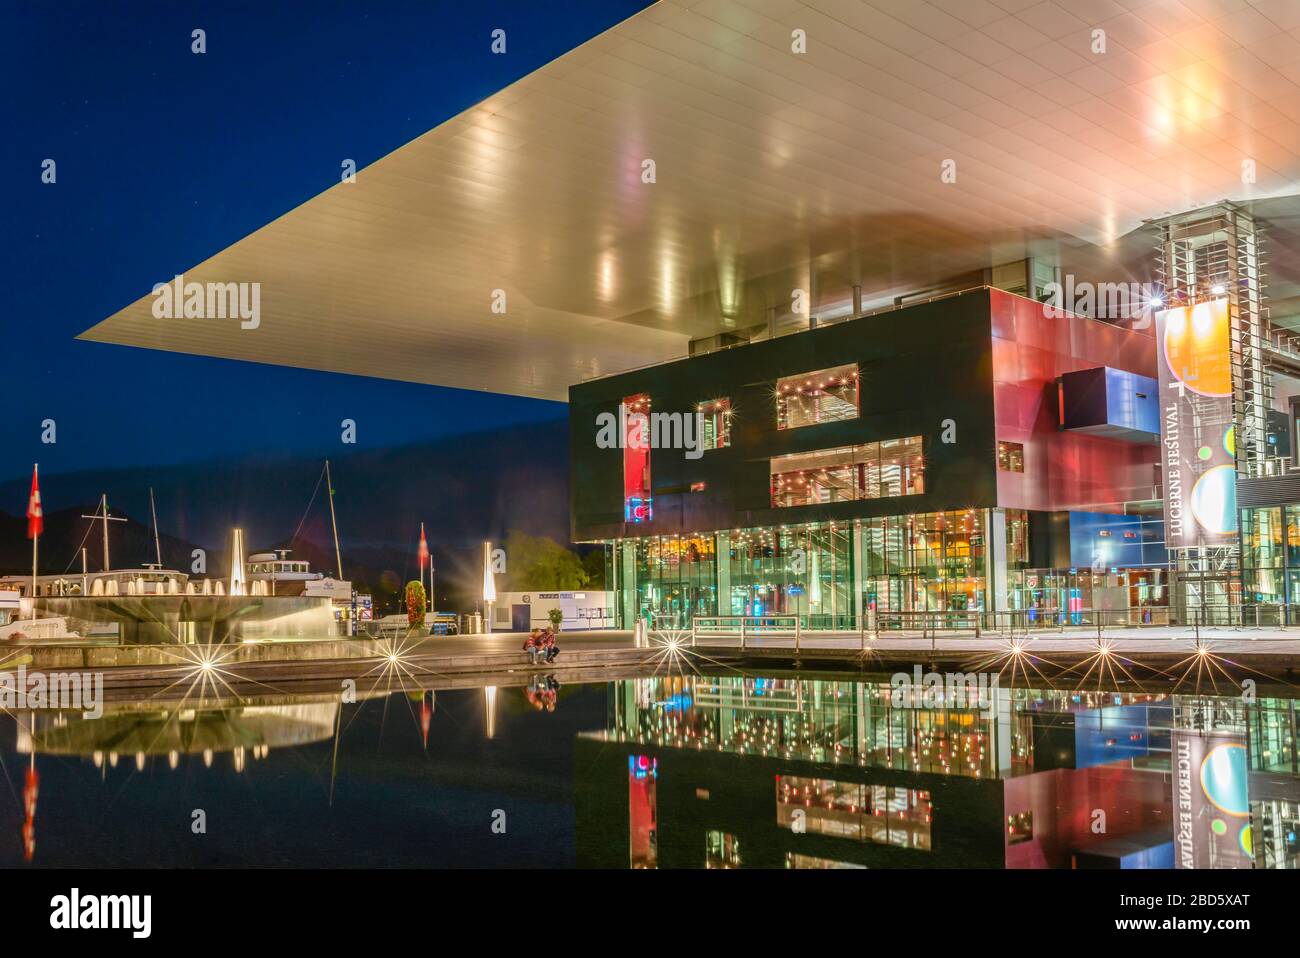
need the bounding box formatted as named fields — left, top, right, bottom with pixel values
left=547, top=607, right=563, bottom=632
left=405, top=581, right=427, bottom=629
left=502, top=530, right=589, bottom=591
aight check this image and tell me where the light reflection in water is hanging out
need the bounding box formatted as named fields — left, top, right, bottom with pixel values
left=582, top=674, right=1300, bottom=870
left=0, top=674, right=1295, bottom=869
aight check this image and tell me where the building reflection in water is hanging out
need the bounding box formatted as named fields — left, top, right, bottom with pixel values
left=10, top=693, right=358, bottom=864
left=16, top=699, right=341, bottom=766
left=577, top=675, right=1300, bottom=870
left=5, top=675, right=1296, bottom=870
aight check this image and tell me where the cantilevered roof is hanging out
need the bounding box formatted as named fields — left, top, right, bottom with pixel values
left=81, top=0, right=1300, bottom=401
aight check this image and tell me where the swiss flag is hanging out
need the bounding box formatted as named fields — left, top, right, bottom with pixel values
left=26, top=464, right=42, bottom=539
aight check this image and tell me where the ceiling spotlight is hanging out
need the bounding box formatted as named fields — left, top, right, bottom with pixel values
left=1149, top=295, right=1164, bottom=308
left=1210, top=284, right=1225, bottom=295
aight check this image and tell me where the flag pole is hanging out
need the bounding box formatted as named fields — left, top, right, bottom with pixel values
left=30, top=464, right=38, bottom=623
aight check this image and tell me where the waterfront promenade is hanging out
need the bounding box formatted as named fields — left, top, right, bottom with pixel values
left=4, top=620, right=1300, bottom=693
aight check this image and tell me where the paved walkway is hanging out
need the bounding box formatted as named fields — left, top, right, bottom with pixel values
left=11, top=626, right=1300, bottom=691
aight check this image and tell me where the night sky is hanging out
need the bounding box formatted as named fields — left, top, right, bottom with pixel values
left=1, top=0, right=651, bottom=478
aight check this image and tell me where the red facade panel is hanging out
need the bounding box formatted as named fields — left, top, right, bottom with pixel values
left=990, top=289, right=1159, bottom=512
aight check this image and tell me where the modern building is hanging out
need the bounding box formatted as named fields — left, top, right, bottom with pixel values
left=571, top=285, right=1175, bottom=628
left=78, top=1, right=1300, bottom=627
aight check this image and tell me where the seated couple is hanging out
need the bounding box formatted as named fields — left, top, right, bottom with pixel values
left=522, top=627, right=559, bottom=664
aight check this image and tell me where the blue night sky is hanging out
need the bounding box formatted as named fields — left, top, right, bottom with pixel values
left=0, top=0, right=651, bottom=478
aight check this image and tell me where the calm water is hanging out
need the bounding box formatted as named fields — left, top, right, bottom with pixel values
left=3, top=672, right=1297, bottom=868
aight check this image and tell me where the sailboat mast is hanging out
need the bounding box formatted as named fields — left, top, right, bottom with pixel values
left=325, top=460, right=343, bottom=579
left=100, top=494, right=110, bottom=571
left=149, top=487, right=163, bottom=567
left=82, top=495, right=124, bottom=573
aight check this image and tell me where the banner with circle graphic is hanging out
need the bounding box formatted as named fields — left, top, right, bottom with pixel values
left=1172, top=729, right=1253, bottom=869
left=1155, top=300, right=1239, bottom=548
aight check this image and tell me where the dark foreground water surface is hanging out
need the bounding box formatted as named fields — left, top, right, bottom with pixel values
left=2, top=673, right=1297, bottom=868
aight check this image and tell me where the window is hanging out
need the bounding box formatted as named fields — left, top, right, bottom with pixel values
left=623, top=394, right=652, bottom=523
left=776, top=775, right=931, bottom=850
left=785, top=853, right=865, bottom=869
left=705, top=830, right=741, bottom=868
left=771, top=437, right=923, bottom=508
left=1007, top=811, right=1033, bottom=845
left=697, top=398, right=731, bottom=449
left=776, top=364, right=858, bottom=429
left=997, top=440, right=1024, bottom=473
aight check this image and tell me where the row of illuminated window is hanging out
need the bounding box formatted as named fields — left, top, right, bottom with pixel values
left=701, top=364, right=863, bottom=444
left=248, top=562, right=310, bottom=574
left=638, top=368, right=1026, bottom=472
left=707, top=835, right=868, bottom=868
left=622, top=362, right=858, bottom=468
left=770, top=437, right=924, bottom=508
left=776, top=775, right=932, bottom=850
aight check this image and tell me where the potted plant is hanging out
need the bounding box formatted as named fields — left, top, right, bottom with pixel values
left=547, top=607, right=563, bottom=632
left=405, top=581, right=427, bottom=632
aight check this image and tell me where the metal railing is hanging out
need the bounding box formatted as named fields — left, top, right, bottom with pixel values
left=692, top=614, right=802, bottom=650
left=685, top=604, right=1300, bottom=652
left=360, top=620, right=412, bottom=641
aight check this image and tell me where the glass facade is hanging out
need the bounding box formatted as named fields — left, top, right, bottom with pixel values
left=1006, top=567, right=1170, bottom=625
left=727, top=524, right=854, bottom=627
left=613, top=509, right=1035, bottom=628
left=624, top=535, right=718, bottom=628
left=862, top=509, right=992, bottom=616
left=609, top=506, right=1197, bottom=629
left=1240, top=505, right=1300, bottom=620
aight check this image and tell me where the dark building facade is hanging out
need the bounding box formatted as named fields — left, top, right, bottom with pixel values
left=570, top=288, right=1164, bottom=629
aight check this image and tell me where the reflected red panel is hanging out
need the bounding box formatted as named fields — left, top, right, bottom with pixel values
left=1004, top=763, right=1171, bottom=869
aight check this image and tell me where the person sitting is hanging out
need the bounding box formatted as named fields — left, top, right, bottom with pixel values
left=522, top=633, right=543, bottom=665
left=543, top=630, right=560, bottom=664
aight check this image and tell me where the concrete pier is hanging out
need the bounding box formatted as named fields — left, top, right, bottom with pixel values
left=4, top=623, right=1300, bottom=692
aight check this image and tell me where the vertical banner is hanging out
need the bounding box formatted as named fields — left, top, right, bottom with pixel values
left=1155, top=300, right=1238, bottom=547
left=1172, top=730, right=1253, bottom=868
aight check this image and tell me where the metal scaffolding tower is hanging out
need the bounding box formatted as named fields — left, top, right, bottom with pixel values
left=1150, top=202, right=1269, bottom=623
